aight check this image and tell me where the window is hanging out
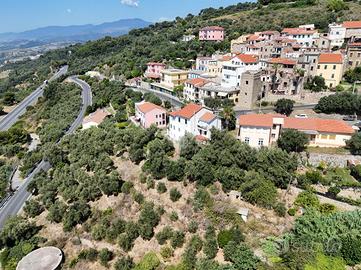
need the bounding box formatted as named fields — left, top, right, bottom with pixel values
left=178, top=117, right=180, bottom=123
left=272, top=134, right=276, bottom=138
left=330, top=83, right=333, bottom=87
left=245, top=137, right=250, bottom=144
left=185, top=119, right=188, bottom=125
left=156, top=115, right=158, bottom=119
left=317, top=65, right=320, bottom=69
left=331, top=74, right=335, bottom=79
left=258, top=138, right=264, bottom=146
left=245, top=80, right=249, bottom=85
left=324, top=65, right=327, bottom=70
left=321, top=134, right=328, bottom=139
left=329, top=135, right=336, bottom=140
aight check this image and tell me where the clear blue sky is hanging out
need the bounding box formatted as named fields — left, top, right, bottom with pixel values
left=0, top=0, right=243, bottom=33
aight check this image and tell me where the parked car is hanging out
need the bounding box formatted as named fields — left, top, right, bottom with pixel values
left=295, top=114, right=308, bottom=119
left=343, top=115, right=357, bottom=121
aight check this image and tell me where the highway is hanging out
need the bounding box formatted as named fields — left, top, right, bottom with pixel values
left=0, top=76, right=92, bottom=229
left=0, top=65, right=69, bottom=131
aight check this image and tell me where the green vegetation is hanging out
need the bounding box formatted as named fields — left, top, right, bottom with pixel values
left=274, top=98, right=295, bottom=116
left=278, top=129, right=309, bottom=153
left=315, top=92, right=361, bottom=115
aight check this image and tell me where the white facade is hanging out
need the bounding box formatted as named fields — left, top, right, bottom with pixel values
left=221, top=56, right=260, bottom=88
left=328, top=23, right=346, bottom=48
left=168, top=107, right=222, bottom=141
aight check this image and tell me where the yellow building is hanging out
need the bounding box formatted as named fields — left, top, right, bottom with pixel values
left=316, top=53, right=344, bottom=88
left=160, top=69, right=189, bottom=88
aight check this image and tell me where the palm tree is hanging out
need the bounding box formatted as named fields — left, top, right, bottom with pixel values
left=221, top=106, right=235, bottom=131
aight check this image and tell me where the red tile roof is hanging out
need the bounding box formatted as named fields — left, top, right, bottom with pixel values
left=83, top=109, right=111, bottom=125
left=235, top=54, right=258, bottom=64
left=199, top=112, right=216, bottom=123
left=282, top=28, right=316, bottom=35
left=220, top=55, right=232, bottom=61
left=169, top=103, right=202, bottom=119
left=239, top=114, right=285, bottom=127
left=136, top=102, right=165, bottom=114
left=318, top=53, right=343, bottom=64
left=239, top=114, right=355, bottom=134
left=343, top=21, right=361, bottom=29
left=269, top=58, right=297, bottom=65
left=186, top=78, right=209, bottom=87
left=248, top=34, right=263, bottom=41
left=200, top=26, right=224, bottom=31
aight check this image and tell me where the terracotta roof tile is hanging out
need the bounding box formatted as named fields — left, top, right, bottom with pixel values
left=318, top=53, right=343, bottom=64
left=235, top=54, right=258, bottom=64
left=282, top=28, right=316, bottom=35
left=147, top=62, right=165, bottom=66
left=239, top=114, right=355, bottom=134
left=195, top=135, right=208, bottom=142
left=343, top=21, right=361, bottom=29
left=199, top=112, right=216, bottom=123
left=136, top=102, right=165, bottom=114
left=269, top=58, right=297, bottom=65
left=186, top=78, right=209, bottom=87
left=169, top=103, right=202, bottom=119
left=83, top=109, right=111, bottom=125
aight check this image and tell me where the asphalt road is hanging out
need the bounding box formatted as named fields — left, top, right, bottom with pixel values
left=0, top=65, right=69, bottom=131
left=0, top=76, right=92, bottom=229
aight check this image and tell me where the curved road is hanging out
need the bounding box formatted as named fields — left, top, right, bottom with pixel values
left=0, top=65, right=69, bottom=131
left=0, top=76, right=92, bottom=229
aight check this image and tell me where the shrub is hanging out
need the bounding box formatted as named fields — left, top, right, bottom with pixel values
left=23, top=199, right=44, bottom=218
left=327, top=186, right=341, bottom=198
left=121, top=182, right=134, bottom=194
left=160, top=246, right=174, bottom=259
left=134, top=252, right=160, bottom=270
left=288, top=208, right=296, bottom=216
left=171, top=231, right=185, bottom=249
left=273, top=202, right=287, bottom=217
left=217, top=227, right=244, bottom=248
left=156, top=226, right=174, bottom=245
left=319, top=203, right=336, bottom=215
left=294, top=191, right=320, bottom=209
left=340, top=235, right=361, bottom=266
left=170, top=188, right=182, bottom=202
left=188, top=221, right=198, bottom=233
left=78, top=248, right=98, bottom=262
left=305, top=170, right=324, bottom=184
left=133, top=192, right=144, bottom=204
left=99, top=248, right=113, bottom=266
left=170, top=211, right=179, bottom=222
left=114, top=256, right=134, bottom=270
left=146, top=177, right=155, bottom=189
left=157, top=182, right=167, bottom=194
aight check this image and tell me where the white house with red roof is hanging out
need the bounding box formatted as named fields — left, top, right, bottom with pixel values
left=237, top=114, right=355, bottom=148
left=135, top=101, right=167, bottom=128
left=343, top=21, right=361, bottom=40
left=168, top=103, right=221, bottom=141
left=221, top=54, right=260, bottom=88
left=281, top=25, right=318, bottom=46
left=199, top=26, right=225, bottom=41
left=183, top=78, right=218, bottom=102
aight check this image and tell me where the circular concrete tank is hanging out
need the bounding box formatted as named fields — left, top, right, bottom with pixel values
left=16, top=246, right=63, bottom=270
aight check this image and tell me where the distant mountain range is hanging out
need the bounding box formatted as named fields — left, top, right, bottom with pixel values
left=0, top=18, right=151, bottom=43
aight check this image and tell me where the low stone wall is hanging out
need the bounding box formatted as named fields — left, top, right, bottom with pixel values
left=305, top=153, right=361, bottom=168
left=264, top=91, right=333, bottom=104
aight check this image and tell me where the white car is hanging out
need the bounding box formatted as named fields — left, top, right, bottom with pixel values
left=295, top=114, right=308, bottom=119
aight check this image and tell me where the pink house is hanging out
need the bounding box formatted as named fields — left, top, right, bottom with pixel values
left=145, top=62, right=166, bottom=80
left=199, top=26, right=225, bottom=41
left=135, top=101, right=167, bottom=128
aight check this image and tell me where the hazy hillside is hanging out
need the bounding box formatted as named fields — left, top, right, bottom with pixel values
left=0, top=18, right=151, bottom=43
